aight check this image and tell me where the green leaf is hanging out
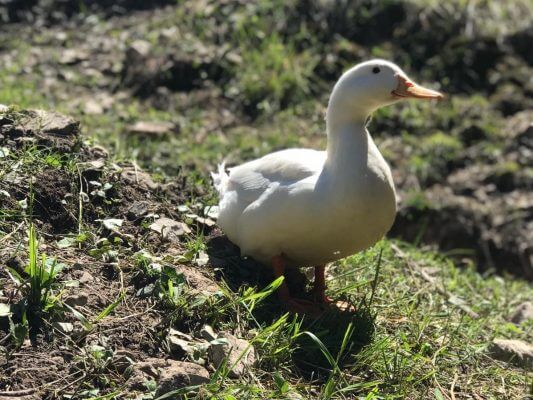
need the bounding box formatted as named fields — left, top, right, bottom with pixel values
left=434, top=388, right=445, bottom=400
left=273, top=372, right=289, bottom=394
left=57, top=237, right=77, bottom=248
left=95, top=291, right=125, bottom=322
left=64, top=303, right=93, bottom=331
left=6, top=266, right=23, bottom=284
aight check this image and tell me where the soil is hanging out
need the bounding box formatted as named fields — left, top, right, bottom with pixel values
left=0, top=109, right=217, bottom=397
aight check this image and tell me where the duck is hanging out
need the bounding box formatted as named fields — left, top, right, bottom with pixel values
left=212, top=59, right=443, bottom=313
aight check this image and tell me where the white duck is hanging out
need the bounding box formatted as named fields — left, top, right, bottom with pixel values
left=212, top=59, right=443, bottom=313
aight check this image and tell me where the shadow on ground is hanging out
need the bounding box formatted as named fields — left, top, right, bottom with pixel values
left=206, top=234, right=375, bottom=376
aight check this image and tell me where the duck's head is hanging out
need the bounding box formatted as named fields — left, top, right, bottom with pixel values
left=328, top=59, right=443, bottom=123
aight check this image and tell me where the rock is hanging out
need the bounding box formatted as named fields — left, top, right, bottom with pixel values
left=150, top=217, right=191, bottom=241
left=128, top=121, right=177, bottom=136
left=195, top=217, right=216, bottom=228
left=194, top=251, right=209, bottom=267
left=53, top=322, right=74, bottom=333
left=126, top=359, right=210, bottom=397
left=78, top=271, right=94, bottom=284
left=510, top=302, right=533, bottom=325
left=120, top=166, right=158, bottom=191
left=2, top=109, right=80, bottom=152
left=208, top=332, right=256, bottom=378
left=155, top=361, right=210, bottom=397
left=167, top=329, right=194, bottom=357
left=127, top=201, right=151, bottom=220
left=58, top=48, right=90, bottom=65
left=78, top=159, right=105, bottom=172
left=64, top=293, right=88, bottom=307
left=102, top=218, right=123, bottom=231
left=20, top=109, right=79, bottom=137
left=127, top=40, right=152, bottom=61
left=83, top=99, right=104, bottom=115
left=168, top=336, right=193, bottom=358
left=200, top=325, right=217, bottom=341
left=489, top=338, right=533, bottom=370
left=167, top=329, right=210, bottom=363
left=204, top=205, right=219, bottom=219
left=168, top=328, right=194, bottom=342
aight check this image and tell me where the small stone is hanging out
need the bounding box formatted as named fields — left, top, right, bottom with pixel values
left=168, top=336, right=192, bottom=358
left=169, top=328, right=194, bottom=341
left=128, top=121, right=176, bottom=136
left=78, top=271, right=95, bottom=284
left=83, top=99, right=104, bottom=115
left=78, top=159, right=105, bottom=172
left=0, top=104, right=8, bottom=113
left=168, top=329, right=195, bottom=357
left=154, top=360, right=210, bottom=397
left=204, top=205, right=219, bottom=219
left=200, top=325, right=217, bottom=341
left=59, top=48, right=89, bottom=65
left=89, top=145, right=109, bottom=159
left=128, top=40, right=151, bottom=60
left=489, top=338, right=533, bottom=370
left=64, top=293, right=88, bottom=307
left=195, top=217, right=216, bottom=228
left=510, top=302, right=533, bottom=325
left=54, top=322, right=74, bottom=333
left=102, top=218, right=123, bottom=231
left=150, top=217, right=191, bottom=242
left=208, top=332, right=256, bottom=378
left=120, top=166, right=158, bottom=191
left=127, top=201, right=151, bottom=220
left=195, top=251, right=209, bottom=267
left=22, top=109, right=80, bottom=137
left=127, top=358, right=166, bottom=390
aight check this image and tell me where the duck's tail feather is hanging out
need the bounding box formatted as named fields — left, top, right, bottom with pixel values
left=211, top=162, right=229, bottom=195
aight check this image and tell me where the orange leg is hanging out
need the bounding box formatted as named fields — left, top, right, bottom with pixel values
left=272, top=255, right=318, bottom=315
left=313, top=265, right=334, bottom=304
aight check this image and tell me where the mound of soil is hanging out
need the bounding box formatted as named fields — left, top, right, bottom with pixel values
left=0, top=108, right=219, bottom=397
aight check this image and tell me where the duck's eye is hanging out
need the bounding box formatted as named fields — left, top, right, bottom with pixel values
left=372, top=67, right=381, bottom=74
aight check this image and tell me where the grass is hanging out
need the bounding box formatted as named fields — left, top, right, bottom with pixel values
left=4, top=222, right=63, bottom=344
left=0, top=0, right=532, bottom=398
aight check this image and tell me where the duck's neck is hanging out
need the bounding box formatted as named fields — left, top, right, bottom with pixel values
left=325, top=109, right=370, bottom=171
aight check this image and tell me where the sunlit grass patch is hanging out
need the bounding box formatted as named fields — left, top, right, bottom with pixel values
left=228, top=34, right=318, bottom=116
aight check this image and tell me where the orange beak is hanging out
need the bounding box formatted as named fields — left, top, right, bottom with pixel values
left=392, top=74, right=444, bottom=100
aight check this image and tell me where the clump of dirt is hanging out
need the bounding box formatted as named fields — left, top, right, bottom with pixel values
left=0, top=108, right=80, bottom=153
left=33, top=168, right=78, bottom=233
left=120, top=39, right=228, bottom=97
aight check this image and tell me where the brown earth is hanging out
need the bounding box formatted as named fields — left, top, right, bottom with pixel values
left=0, top=109, right=220, bottom=397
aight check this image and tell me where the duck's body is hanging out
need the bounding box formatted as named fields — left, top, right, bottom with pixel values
left=212, top=59, right=443, bottom=313
left=214, top=135, right=396, bottom=267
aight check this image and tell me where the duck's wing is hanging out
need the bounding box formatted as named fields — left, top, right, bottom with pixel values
left=226, top=148, right=326, bottom=205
